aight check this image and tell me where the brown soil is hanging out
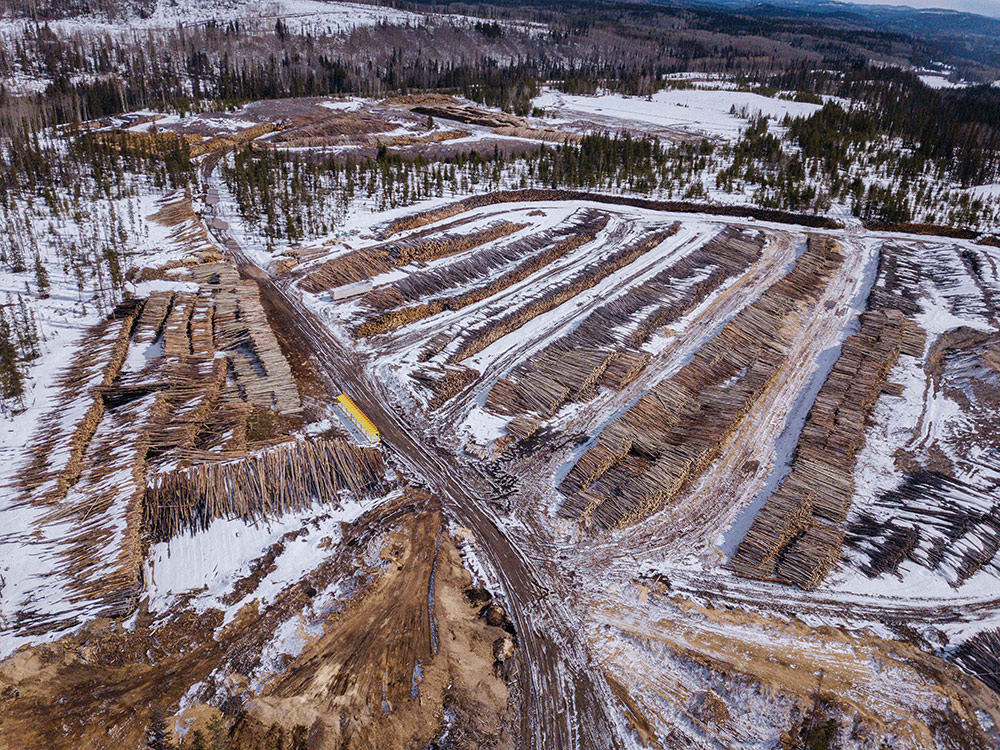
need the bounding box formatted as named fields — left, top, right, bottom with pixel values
left=0, top=496, right=517, bottom=750
left=252, top=514, right=517, bottom=749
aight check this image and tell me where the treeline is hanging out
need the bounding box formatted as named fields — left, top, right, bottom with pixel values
left=775, top=65, right=1000, bottom=187
left=221, top=132, right=718, bottom=246
left=2, top=0, right=954, bottom=134
left=0, top=293, right=41, bottom=404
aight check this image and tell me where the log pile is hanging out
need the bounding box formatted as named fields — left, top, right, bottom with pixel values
left=301, top=221, right=524, bottom=294
left=410, top=101, right=525, bottom=129
left=507, top=414, right=541, bottom=442
left=559, top=236, right=843, bottom=530
left=411, top=365, right=480, bottom=408
left=219, top=280, right=302, bottom=414
left=16, top=301, right=142, bottom=504
left=145, top=438, right=390, bottom=540
left=132, top=291, right=173, bottom=347
left=355, top=212, right=607, bottom=338
left=730, top=307, right=927, bottom=589
left=188, top=123, right=276, bottom=157
left=484, top=225, right=763, bottom=423
left=131, top=262, right=302, bottom=465
left=6, top=259, right=340, bottom=636
left=42, top=393, right=155, bottom=621
left=144, top=291, right=226, bottom=459
left=953, top=629, right=1000, bottom=694
left=449, top=224, right=679, bottom=366
left=598, top=350, right=650, bottom=391
left=363, top=212, right=598, bottom=311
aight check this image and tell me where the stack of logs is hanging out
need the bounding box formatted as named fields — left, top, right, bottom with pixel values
left=730, top=307, right=926, bottom=589
left=410, top=365, right=480, bottom=409
left=356, top=212, right=607, bottom=337
left=130, top=261, right=302, bottom=463
left=485, top=225, right=764, bottom=421
left=300, top=221, right=525, bottom=294
left=953, top=629, right=1000, bottom=694
left=448, top=224, right=680, bottom=365
left=145, top=438, right=390, bottom=540
left=559, top=236, right=843, bottom=530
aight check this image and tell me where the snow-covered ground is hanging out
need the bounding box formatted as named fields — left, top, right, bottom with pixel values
left=0, top=0, right=547, bottom=41
left=0, top=189, right=192, bottom=460
left=0, top=0, right=428, bottom=37
left=918, top=73, right=969, bottom=90
left=533, top=87, right=823, bottom=141
left=144, top=491, right=393, bottom=624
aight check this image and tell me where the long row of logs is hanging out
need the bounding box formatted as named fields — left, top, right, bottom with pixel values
left=362, top=211, right=601, bottom=312
left=730, top=307, right=926, bottom=589
left=559, top=236, right=844, bottom=530
left=484, top=225, right=764, bottom=420
left=355, top=211, right=608, bottom=337
left=447, top=223, right=680, bottom=366
left=410, top=364, right=480, bottom=409
left=300, top=220, right=525, bottom=294
left=144, top=438, right=390, bottom=541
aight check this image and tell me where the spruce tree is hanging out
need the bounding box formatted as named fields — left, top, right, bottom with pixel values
left=0, top=307, right=23, bottom=402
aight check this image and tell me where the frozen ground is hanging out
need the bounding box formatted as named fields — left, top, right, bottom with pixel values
left=0, top=0, right=427, bottom=37
left=533, top=86, right=823, bottom=141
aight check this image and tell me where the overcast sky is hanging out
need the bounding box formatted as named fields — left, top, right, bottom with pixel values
left=844, top=0, right=1000, bottom=16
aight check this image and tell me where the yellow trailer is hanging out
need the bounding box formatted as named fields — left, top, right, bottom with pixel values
left=336, top=393, right=380, bottom=443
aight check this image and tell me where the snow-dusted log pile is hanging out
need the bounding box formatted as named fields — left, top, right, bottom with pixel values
left=485, top=225, right=763, bottom=423
left=301, top=220, right=525, bottom=293
left=559, top=236, right=843, bottom=529
left=0, top=260, right=312, bottom=638
left=447, top=223, right=680, bottom=365
left=730, top=307, right=926, bottom=589
left=382, top=188, right=843, bottom=237
left=356, top=212, right=606, bottom=336
left=145, top=438, right=390, bottom=540
left=954, top=629, right=1000, bottom=693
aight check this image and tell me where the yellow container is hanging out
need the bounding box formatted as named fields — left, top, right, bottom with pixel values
left=337, top=393, right=380, bottom=443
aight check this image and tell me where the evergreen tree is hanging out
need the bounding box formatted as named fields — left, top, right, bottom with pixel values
left=0, top=306, right=24, bottom=402
left=146, top=708, right=173, bottom=750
